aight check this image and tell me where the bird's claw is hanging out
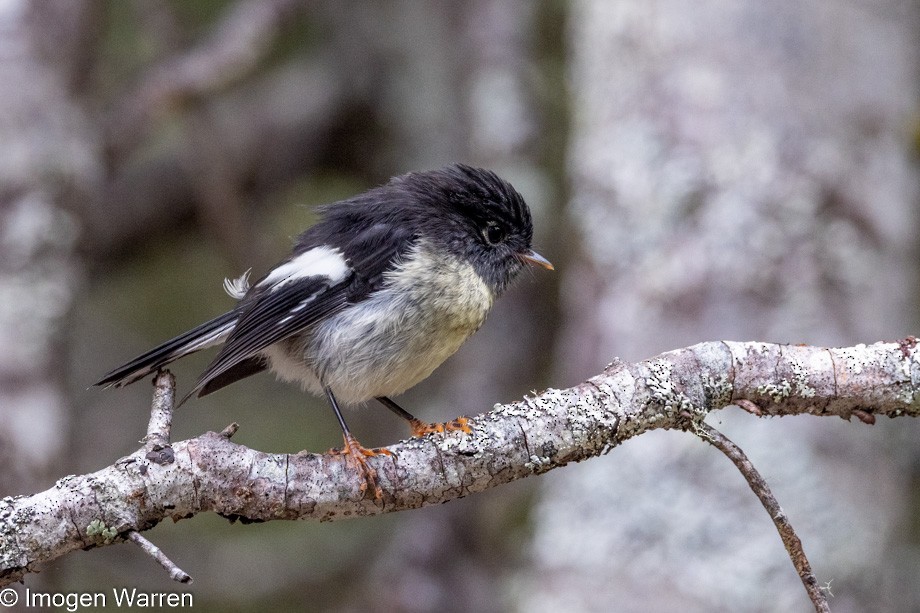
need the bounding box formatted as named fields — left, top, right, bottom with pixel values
left=408, top=416, right=472, bottom=437
left=329, top=434, right=393, bottom=500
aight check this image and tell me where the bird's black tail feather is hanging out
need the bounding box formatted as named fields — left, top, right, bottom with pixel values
left=95, top=311, right=238, bottom=388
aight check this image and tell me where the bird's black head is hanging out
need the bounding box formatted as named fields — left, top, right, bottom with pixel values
left=391, top=164, right=551, bottom=295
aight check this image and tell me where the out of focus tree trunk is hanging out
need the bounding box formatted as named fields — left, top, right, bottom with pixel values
left=0, top=1, right=99, bottom=498
left=522, top=2, right=920, bottom=611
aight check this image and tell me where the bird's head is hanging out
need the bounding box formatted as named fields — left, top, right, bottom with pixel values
left=394, top=164, right=553, bottom=295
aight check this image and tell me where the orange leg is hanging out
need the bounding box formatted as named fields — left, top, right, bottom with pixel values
left=406, top=416, right=472, bottom=437
left=328, top=432, right=393, bottom=500
left=375, top=396, right=473, bottom=437
left=325, top=387, right=392, bottom=500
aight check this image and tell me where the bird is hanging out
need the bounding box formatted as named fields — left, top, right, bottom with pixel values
left=96, top=164, right=553, bottom=498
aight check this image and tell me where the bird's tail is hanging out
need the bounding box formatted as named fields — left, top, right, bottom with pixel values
left=95, top=311, right=238, bottom=388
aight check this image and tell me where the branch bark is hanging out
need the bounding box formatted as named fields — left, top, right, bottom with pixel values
left=2, top=339, right=918, bottom=588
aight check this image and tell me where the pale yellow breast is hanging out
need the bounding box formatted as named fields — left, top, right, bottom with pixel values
left=270, top=242, right=496, bottom=404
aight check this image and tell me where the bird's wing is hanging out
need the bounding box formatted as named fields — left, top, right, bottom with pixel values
left=295, top=202, right=420, bottom=300
left=187, top=250, right=352, bottom=400
left=189, top=222, right=418, bottom=400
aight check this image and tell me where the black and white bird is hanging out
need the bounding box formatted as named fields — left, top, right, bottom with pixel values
left=96, top=164, right=552, bottom=497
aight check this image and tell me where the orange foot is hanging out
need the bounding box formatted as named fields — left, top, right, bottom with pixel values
left=328, top=433, right=393, bottom=500
left=408, top=416, right=473, bottom=438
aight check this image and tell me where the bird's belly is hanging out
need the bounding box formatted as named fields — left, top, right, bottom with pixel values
left=264, top=253, right=495, bottom=404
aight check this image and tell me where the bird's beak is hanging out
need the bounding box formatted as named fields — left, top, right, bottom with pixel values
left=519, top=249, right=554, bottom=270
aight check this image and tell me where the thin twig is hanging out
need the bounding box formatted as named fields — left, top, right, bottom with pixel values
left=693, top=420, right=829, bottom=613
left=126, top=531, right=192, bottom=584
left=145, top=371, right=175, bottom=446
left=143, top=371, right=176, bottom=465
left=219, top=422, right=240, bottom=438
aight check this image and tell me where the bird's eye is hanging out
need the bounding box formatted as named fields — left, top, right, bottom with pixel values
left=482, top=221, right=507, bottom=245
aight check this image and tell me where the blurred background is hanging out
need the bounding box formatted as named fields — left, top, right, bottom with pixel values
left=1, top=1, right=919, bottom=611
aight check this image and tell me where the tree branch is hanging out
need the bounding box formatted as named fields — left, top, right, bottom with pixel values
left=125, top=530, right=191, bottom=584
left=107, top=0, right=305, bottom=157
left=693, top=422, right=829, bottom=613
left=2, top=339, right=918, bottom=589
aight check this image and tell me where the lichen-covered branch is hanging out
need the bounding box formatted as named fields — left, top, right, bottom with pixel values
left=2, top=339, right=919, bottom=586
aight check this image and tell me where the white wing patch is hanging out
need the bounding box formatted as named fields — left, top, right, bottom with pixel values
left=259, top=246, right=349, bottom=291
left=223, top=268, right=252, bottom=300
